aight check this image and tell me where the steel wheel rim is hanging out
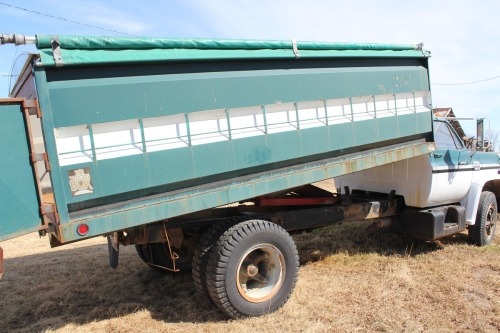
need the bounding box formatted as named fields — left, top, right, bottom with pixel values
left=485, top=204, right=496, bottom=236
left=236, top=243, right=285, bottom=303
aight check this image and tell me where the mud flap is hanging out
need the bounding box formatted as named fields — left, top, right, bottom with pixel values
left=0, top=246, right=3, bottom=279
left=107, top=233, right=119, bottom=269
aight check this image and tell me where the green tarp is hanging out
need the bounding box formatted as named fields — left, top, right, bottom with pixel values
left=35, top=35, right=429, bottom=67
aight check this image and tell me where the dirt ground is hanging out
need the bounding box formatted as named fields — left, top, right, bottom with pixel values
left=1, top=213, right=499, bottom=333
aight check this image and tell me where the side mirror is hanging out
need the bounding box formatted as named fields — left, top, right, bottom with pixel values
left=477, top=118, right=484, bottom=149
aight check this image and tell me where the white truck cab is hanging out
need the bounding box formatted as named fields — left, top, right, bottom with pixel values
left=336, top=119, right=500, bottom=245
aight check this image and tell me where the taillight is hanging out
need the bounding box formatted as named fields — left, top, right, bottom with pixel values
left=77, top=224, right=89, bottom=236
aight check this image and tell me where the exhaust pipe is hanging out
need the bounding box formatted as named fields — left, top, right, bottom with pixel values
left=1, top=33, right=36, bottom=45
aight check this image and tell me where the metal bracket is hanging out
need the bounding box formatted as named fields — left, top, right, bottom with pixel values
left=40, top=203, right=59, bottom=224
left=23, top=99, right=41, bottom=118
left=388, top=190, right=396, bottom=209
left=344, top=186, right=351, bottom=196
left=31, top=152, right=51, bottom=172
left=51, top=38, right=63, bottom=67
left=162, top=223, right=180, bottom=272
left=291, top=38, right=300, bottom=58
left=107, top=232, right=120, bottom=269
left=20, top=98, right=60, bottom=227
left=122, top=223, right=182, bottom=272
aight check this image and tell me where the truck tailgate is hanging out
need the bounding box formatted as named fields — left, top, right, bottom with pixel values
left=0, top=99, right=42, bottom=241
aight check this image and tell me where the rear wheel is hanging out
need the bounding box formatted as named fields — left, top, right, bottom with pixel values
left=192, top=219, right=236, bottom=296
left=135, top=242, right=192, bottom=273
left=206, top=220, right=299, bottom=318
left=469, top=191, right=498, bottom=246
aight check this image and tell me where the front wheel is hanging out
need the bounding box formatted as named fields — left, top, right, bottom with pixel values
left=469, top=191, right=498, bottom=246
left=206, top=220, right=299, bottom=318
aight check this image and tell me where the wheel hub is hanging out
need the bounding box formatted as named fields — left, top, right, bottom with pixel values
left=486, top=204, right=496, bottom=236
left=236, top=243, right=286, bottom=303
left=246, top=264, right=259, bottom=277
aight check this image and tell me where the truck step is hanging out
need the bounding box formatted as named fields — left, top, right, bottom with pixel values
left=398, top=206, right=466, bottom=241
left=442, top=222, right=462, bottom=237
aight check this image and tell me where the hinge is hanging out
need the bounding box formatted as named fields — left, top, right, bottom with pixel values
left=291, top=38, right=300, bottom=59
left=23, top=99, right=41, bottom=118
left=51, top=38, right=63, bottom=67
left=40, top=203, right=60, bottom=225
left=31, top=152, right=51, bottom=171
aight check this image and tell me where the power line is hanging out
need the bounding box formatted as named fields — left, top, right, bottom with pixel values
left=433, top=75, right=500, bottom=86
left=0, top=2, right=137, bottom=36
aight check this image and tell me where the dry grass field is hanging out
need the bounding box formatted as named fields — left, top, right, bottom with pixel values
left=0, top=220, right=498, bottom=333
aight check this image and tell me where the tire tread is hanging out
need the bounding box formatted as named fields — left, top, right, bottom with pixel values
left=206, top=219, right=299, bottom=318
left=469, top=191, right=497, bottom=246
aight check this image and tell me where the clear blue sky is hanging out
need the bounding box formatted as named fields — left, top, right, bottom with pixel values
left=2, top=0, right=499, bottom=137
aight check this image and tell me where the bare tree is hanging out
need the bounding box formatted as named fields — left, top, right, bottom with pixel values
left=485, top=128, right=499, bottom=152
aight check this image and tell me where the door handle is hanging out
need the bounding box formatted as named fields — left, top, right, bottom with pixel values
left=433, top=153, right=443, bottom=158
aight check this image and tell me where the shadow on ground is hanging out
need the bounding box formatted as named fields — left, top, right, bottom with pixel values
left=294, top=220, right=472, bottom=265
left=0, top=221, right=476, bottom=332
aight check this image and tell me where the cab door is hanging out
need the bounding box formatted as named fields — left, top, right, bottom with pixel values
left=429, top=120, right=474, bottom=204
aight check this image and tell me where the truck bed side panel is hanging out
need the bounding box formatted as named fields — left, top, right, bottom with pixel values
left=35, top=62, right=432, bottom=216
left=8, top=41, right=434, bottom=243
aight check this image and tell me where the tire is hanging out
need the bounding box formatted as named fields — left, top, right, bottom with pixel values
left=135, top=242, right=192, bottom=273
left=192, top=219, right=237, bottom=296
left=206, top=220, right=299, bottom=318
left=469, top=191, right=498, bottom=246
left=135, top=244, right=148, bottom=262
